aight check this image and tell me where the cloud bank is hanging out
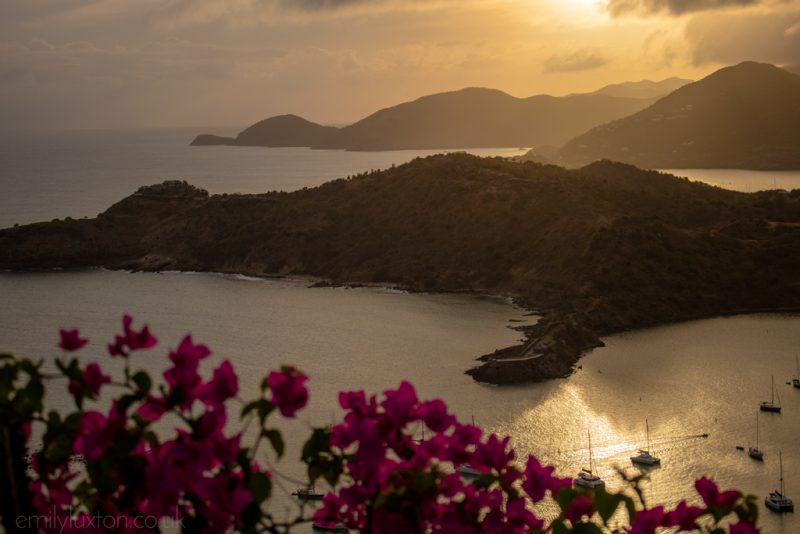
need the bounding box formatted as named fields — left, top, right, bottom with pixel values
left=605, top=0, right=764, bottom=16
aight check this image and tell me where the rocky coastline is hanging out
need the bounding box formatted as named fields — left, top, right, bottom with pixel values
left=2, top=155, right=800, bottom=385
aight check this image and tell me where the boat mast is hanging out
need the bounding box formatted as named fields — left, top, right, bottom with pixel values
left=645, top=418, right=651, bottom=453
left=588, top=430, right=594, bottom=473
left=771, top=376, right=775, bottom=404
left=780, top=451, right=785, bottom=496
left=756, top=411, right=759, bottom=449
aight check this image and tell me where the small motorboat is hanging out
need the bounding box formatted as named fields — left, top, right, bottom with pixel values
left=312, top=521, right=348, bottom=532
left=765, top=451, right=794, bottom=513
left=292, top=484, right=324, bottom=501
left=630, top=419, right=661, bottom=466
left=456, top=464, right=482, bottom=477
left=575, top=469, right=604, bottom=489
left=792, top=355, right=800, bottom=389
left=631, top=450, right=661, bottom=466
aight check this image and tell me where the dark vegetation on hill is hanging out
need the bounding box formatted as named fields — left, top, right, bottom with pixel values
left=3, top=155, right=800, bottom=384
left=191, top=88, right=654, bottom=150
left=540, top=62, right=800, bottom=170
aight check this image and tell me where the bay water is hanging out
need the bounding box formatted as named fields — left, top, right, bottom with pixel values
left=1, top=129, right=799, bottom=532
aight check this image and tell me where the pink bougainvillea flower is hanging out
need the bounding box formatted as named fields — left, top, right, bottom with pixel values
left=506, top=497, right=544, bottom=531
left=69, top=362, right=111, bottom=399
left=729, top=521, right=760, bottom=534
left=74, top=402, right=126, bottom=460
left=472, top=434, right=514, bottom=472
left=415, top=399, right=455, bottom=433
left=521, top=456, right=571, bottom=502
left=664, top=500, right=705, bottom=530
left=266, top=366, right=308, bottom=418
left=380, top=380, right=418, bottom=425
left=565, top=494, right=595, bottom=523
left=163, top=335, right=211, bottom=407
left=695, top=477, right=740, bottom=509
left=137, top=395, right=168, bottom=421
left=629, top=506, right=666, bottom=534
left=58, top=328, right=88, bottom=352
left=199, top=359, right=238, bottom=406
left=83, top=363, right=111, bottom=396
left=313, top=493, right=348, bottom=527
left=122, top=314, right=157, bottom=350
left=107, top=314, right=157, bottom=357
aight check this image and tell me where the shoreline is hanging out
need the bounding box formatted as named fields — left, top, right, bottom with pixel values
left=5, top=265, right=800, bottom=386
left=3, top=155, right=800, bottom=386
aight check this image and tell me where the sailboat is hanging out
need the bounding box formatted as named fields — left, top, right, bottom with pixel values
left=760, top=376, right=782, bottom=413
left=630, top=419, right=661, bottom=466
left=765, top=451, right=794, bottom=513
left=793, top=355, right=800, bottom=389
left=575, top=430, right=604, bottom=488
left=748, top=411, right=764, bottom=461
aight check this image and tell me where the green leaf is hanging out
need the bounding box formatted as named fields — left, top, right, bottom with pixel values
left=551, top=519, right=569, bottom=534
left=249, top=471, right=272, bottom=503
left=573, top=523, right=603, bottom=534
left=623, top=494, right=637, bottom=522
left=302, top=427, right=332, bottom=461
left=262, top=429, right=285, bottom=458
left=241, top=398, right=274, bottom=423
left=241, top=502, right=262, bottom=530
left=554, top=486, right=580, bottom=512
left=132, top=371, right=152, bottom=395
left=593, top=487, right=624, bottom=522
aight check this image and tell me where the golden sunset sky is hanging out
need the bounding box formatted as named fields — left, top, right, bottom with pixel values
left=1, top=0, right=798, bottom=129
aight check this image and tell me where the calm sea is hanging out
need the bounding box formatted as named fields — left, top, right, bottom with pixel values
left=1, top=129, right=799, bottom=532
left=0, top=128, right=527, bottom=229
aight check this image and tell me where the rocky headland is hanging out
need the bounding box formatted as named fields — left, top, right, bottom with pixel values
left=2, top=156, right=800, bottom=384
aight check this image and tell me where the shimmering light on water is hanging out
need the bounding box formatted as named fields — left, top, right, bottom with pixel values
left=662, top=168, right=800, bottom=193
left=1, top=271, right=798, bottom=532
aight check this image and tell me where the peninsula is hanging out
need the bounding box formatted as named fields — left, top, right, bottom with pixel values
left=190, top=87, right=656, bottom=151
left=2, top=154, right=800, bottom=384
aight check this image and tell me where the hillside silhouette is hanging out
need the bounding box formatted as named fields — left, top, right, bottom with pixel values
left=550, top=62, right=800, bottom=169
left=588, top=77, right=691, bottom=99
left=191, top=87, right=655, bottom=150
left=3, top=154, right=800, bottom=383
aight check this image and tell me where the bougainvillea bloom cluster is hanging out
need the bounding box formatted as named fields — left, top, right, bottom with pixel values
left=0, top=316, right=760, bottom=533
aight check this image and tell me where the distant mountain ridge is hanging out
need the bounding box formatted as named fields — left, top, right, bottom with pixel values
left=589, top=77, right=692, bottom=99
left=191, top=87, right=657, bottom=151
left=538, top=62, right=800, bottom=170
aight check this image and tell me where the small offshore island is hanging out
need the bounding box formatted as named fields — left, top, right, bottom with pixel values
left=2, top=154, right=800, bottom=384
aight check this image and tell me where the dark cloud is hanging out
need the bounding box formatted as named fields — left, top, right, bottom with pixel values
left=278, top=0, right=429, bottom=12
left=605, top=0, right=762, bottom=16
left=279, top=0, right=372, bottom=10
left=543, top=50, right=609, bottom=73
left=685, top=10, right=800, bottom=65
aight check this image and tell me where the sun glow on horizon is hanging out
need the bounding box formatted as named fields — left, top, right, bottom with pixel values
left=546, top=0, right=609, bottom=26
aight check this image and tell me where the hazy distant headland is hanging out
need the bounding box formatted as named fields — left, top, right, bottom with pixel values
left=527, top=62, right=800, bottom=170
left=189, top=84, right=670, bottom=151
left=3, top=154, right=800, bottom=384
